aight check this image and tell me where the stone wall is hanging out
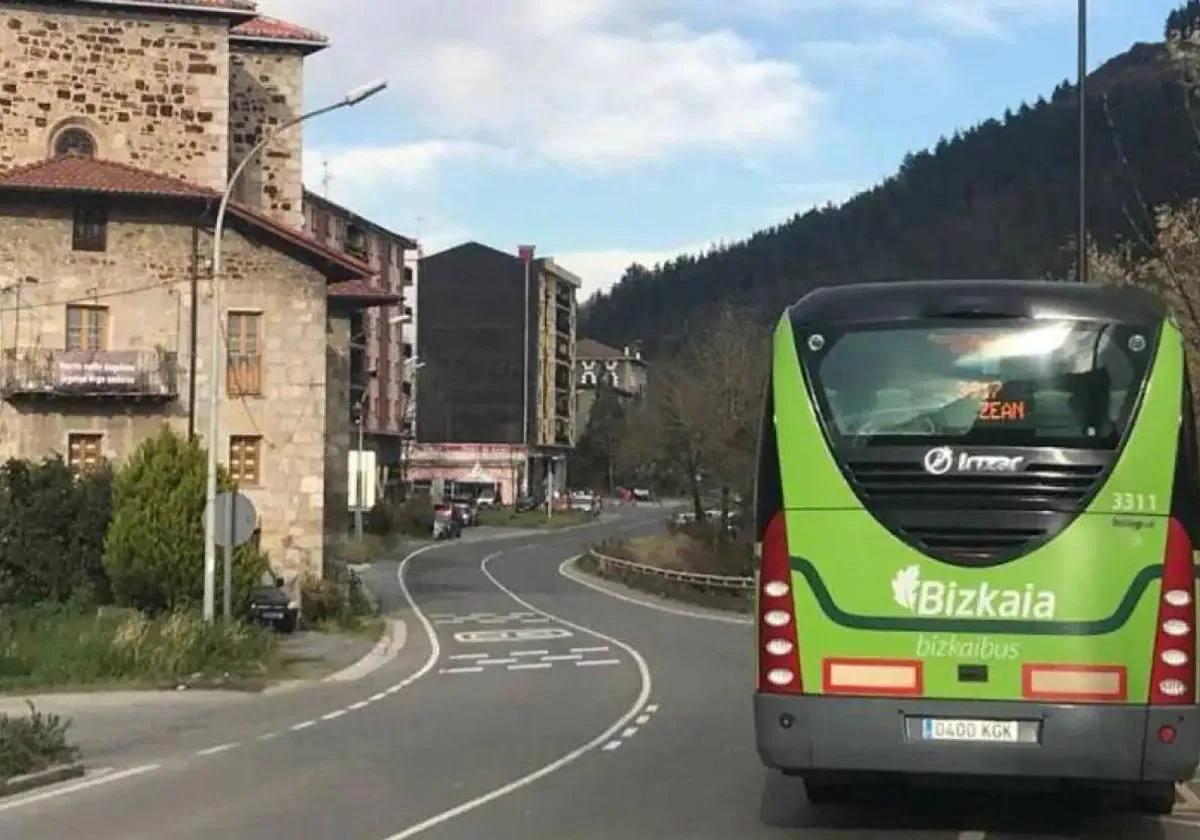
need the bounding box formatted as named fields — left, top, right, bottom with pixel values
left=229, top=44, right=303, bottom=229
left=324, top=312, right=352, bottom=567
left=0, top=196, right=333, bottom=582
left=0, top=3, right=230, bottom=190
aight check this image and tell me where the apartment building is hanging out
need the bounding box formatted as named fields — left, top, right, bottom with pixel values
left=0, top=0, right=397, bottom=581
left=302, top=190, right=418, bottom=493
left=414, top=242, right=580, bottom=502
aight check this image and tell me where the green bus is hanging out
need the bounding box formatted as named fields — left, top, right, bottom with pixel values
left=753, top=280, right=1200, bottom=813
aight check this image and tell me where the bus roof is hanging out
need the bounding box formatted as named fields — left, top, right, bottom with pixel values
left=788, top=280, right=1166, bottom=328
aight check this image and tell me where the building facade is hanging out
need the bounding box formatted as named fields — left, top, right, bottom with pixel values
left=414, top=242, right=580, bottom=501
left=0, top=0, right=397, bottom=583
left=302, top=190, right=417, bottom=492
left=573, top=338, right=648, bottom=441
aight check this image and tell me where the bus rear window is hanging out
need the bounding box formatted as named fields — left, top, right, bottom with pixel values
left=805, top=320, right=1154, bottom=448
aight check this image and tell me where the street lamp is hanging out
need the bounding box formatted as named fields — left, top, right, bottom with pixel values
left=1077, top=0, right=1088, bottom=284
left=202, top=78, right=388, bottom=623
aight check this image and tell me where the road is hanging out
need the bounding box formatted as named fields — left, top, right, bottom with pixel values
left=2, top=504, right=1200, bottom=839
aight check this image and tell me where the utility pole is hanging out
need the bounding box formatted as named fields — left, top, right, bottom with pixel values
left=518, top=245, right=535, bottom=498
left=355, top=395, right=366, bottom=540
left=1077, top=0, right=1088, bottom=284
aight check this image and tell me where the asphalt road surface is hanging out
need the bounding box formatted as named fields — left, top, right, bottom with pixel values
left=3, top=504, right=1200, bottom=839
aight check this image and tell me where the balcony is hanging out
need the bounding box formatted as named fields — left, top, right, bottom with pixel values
left=1, top=348, right=178, bottom=401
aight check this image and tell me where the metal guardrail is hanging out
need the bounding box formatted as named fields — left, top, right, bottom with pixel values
left=587, top=549, right=755, bottom=591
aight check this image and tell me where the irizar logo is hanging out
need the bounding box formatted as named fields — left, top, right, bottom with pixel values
left=922, top=446, right=1025, bottom=476
left=891, top=565, right=1056, bottom=620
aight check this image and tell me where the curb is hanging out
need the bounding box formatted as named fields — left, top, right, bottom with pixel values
left=1, top=763, right=85, bottom=798
left=322, top=618, right=406, bottom=683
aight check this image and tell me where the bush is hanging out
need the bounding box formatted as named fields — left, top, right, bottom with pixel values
left=0, top=606, right=274, bottom=691
left=365, top=500, right=395, bottom=536
left=0, top=701, right=79, bottom=781
left=0, top=456, right=114, bottom=607
left=300, top=563, right=376, bottom=630
left=394, top=495, right=434, bottom=537
left=102, top=427, right=268, bottom=614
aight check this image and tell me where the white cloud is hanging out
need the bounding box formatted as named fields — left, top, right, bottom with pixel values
left=257, top=0, right=823, bottom=168
left=301, top=140, right=512, bottom=194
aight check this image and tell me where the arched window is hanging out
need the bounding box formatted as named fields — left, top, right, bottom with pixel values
left=53, top=127, right=96, bottom=158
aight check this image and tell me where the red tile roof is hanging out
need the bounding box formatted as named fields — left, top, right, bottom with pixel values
left=328, top=279, right=402, bottom=306
left=0, top=156, right=381, bottom=292
left=231, top=15, right=328, bottom=49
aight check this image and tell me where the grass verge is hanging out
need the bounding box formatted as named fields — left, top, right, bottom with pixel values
left=477, top=508, right=596, bottom=529
left=0, top=702, right=80, bottom=782
left=0, top=606, right=276, bottom=693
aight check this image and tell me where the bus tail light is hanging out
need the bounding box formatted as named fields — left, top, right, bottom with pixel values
left=758, top=511, right=802, bottom=695
left=823, top=658, right=923, bottom=696
left=1150, top=518, right=1196, bottom=705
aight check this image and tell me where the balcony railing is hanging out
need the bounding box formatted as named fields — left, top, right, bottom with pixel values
left=1, top=348, right=178, bottom=400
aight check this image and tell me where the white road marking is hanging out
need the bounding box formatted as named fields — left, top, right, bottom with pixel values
left=378, top=548, right=653, bottom=840
left=386, top=684, right=402, bottom=694
left=478, top=658, right=518, bottom=665
left=439, top=666, right=484, bottom=674
left=349, top=701, right=370, bottom=711
left=454, top=627, right=572, bottom=643
left=636, top=715, right=650, bottom=725
left=621, top=727, right=638, bottom=738
left=1177, top=783, right=1200, bottom=808
left=370, top=692, right=387, bottom=702
left=449, top=653, right=488, bottom=660
left=257, top=732, right=281, bottom=741
left=0, top=764, right=160, bottom=813
left=321, top=710, right=347, bottom=721
left=507, top=662, right=552, bottom=671
left=570, top=646, right=609, bottom=654
left=291, top=720, right=316, bottom=731
left=576, top=659, right=621, bottom=667
left=542, top=654, right=582, bottom=662
left=511, top=649, right=549, bottom=657
left=646, top=704, right=659, bottom=713
left=195, top=741, right=240, bottom=756
left=559, top=556, right=752, bottom=625
left=602, top=741, right=622, bottom=751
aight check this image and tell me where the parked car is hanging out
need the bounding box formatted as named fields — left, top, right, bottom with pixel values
left=514, top=495, right=539, bottom=513
left=632, top=487, right=653, bottom=502
left=247, top=573, right=299, bottom=633
left=450, top=497, right=478, bottom=526
left=433, top=504, right=463, bottom=539
left=476, top=489, right=497, bottom=509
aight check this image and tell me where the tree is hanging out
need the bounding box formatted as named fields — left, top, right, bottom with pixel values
left=572, top=382, right=627, bottom=492
left=103, top=426, right=268, bottom=614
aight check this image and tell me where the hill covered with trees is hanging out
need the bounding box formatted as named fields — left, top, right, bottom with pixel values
left=581, top=7, right=1200, bottom=358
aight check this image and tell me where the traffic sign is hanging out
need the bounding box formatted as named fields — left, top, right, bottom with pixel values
left=208, top=490, right=257, bottom=549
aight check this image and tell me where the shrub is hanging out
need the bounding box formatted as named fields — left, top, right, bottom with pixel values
left=394, top=494, right=434, bottom=537
left=365, top=500, right=395, bottom=536
left=0, top=457, right=114, bottom=607
left=300, top=564, right=376, bottom=629
left=0, top=701, right=79, bottom=781
left=102, top=426, right=267, bottom=614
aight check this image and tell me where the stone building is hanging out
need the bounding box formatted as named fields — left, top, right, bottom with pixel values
left=0, top=0, right=397, bottom=583
left=573, top=338, right=647, bottom=441
left=303, top=190, right=418, bottom=496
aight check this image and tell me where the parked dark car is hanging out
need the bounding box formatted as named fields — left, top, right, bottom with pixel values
left=450, top=497, right=478, bottom=526
left=514, top=495, right=539, bottom=513
left=247, top=574, right=298, bottom=633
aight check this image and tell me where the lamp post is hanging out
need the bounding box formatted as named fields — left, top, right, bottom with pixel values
left=518, top=245, right=534, bottom=498
left=1077, top=0, right=1088, bottom=284
left=202, top=79, right=387, bottom=623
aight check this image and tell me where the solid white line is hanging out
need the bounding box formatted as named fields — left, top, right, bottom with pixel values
left=257, top=732, right=281, bottom=741
left=321, top=710, right=347, bottom=721
left=542, top=654, right=582, bottom=662
left=449, top=653, right=488, bottom=660
left=0, top=764, right=160, bottom=813
left=570, top=646, right=609, bottom=654
left=370, top=692, right=387, bottom=702
left=507, top=662, right=552, bottom=671
left=511, top=649, right=550, bottom=657
left=602, top=741, right=622, bottom=751
left=621, top=727, right=638, bottom=738
left=291, top=720, right=316, bottom=731
left=635, top=715, right=650, bottom=725
left=195, top=741, right=240, bottom=756
left=439, top=666, right=484, bottom=674
left=576, top=659, right=621, bottom=667
left=378, top=549, right=653, bottom=840
left=348, top=701, right=370, bottom=711
left=386, top=685, right=402, bottom=694
left=559, top=556, right=752, bottom=625
left=392, top=542, right=446, bottom=694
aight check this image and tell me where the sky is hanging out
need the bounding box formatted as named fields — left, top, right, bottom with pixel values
left=257, top=0, right=1180, bottom=300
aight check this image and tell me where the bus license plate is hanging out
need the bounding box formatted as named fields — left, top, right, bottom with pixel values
left=921, top=718, right=1019, bottom=743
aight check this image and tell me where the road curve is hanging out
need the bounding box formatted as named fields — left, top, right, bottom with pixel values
left=3, top=505, right=1199, bottom=839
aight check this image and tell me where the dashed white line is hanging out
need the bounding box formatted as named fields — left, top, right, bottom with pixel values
left=602, top=741, right=622, bottom=751
left=621, top=727, right=638, bottom=738
left=570, top=646, right=609, bottom=654
left=349, top=701, right=370, bottom=711
left=321, top=710, right=347, bottom=721
left=449, top=653, right=488, bottom=660
left=370, top=692, right=387, bottom=701
left=439, top=666, right=484, bottom=674
left=0, top=764, right=161, bottom=813
left=508, top=662, right=552, bottom=671
left=478, top=658, right=518, bottom=665
left=291, top=720, right=316, bottom=731
left=646, top=704, right=659, bottom=713
left=636, top=715, right=651, bottom=725
left=576, top=658, right=621, bottom=667
left=511, top=649, right=549, bottom=657
left=542, top=654, right=582, bottom=661
left=196, top=741, right=241, bottom=757
left=257, top=732, right=281, bottom=741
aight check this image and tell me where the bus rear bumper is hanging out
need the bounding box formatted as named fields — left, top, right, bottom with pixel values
left=754, top=693, right=1200, bottom=782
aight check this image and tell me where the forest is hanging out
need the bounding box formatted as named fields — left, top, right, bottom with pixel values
left=581, top=5, right=1200, bottom=359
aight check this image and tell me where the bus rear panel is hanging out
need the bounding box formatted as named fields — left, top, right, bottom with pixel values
left=753, top=280, right=1200, bottom=802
